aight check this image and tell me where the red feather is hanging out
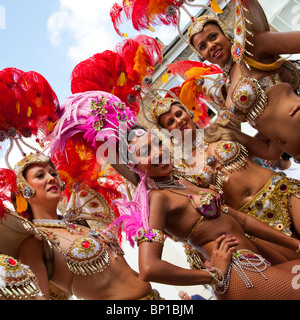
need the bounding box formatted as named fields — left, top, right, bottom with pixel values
left=0, top=168, right=17, bottom=219
left=52, top=136, right=124, bottom=206
left=71, top=35, right=163, bottom=115
left=110, top=0, right=134, bottom=37
left=0, top=68, right=59, bottom=140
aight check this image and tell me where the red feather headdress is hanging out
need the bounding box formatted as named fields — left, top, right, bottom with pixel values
left=0, top=68, right=59, bottom=168
left=0, top=168, right=17, bottom=219
left=71, top=35, right=163, bottom=115
left=52, top=136, right=125, bottom=206
left=166, top=60, right=222, bottom=127
left=110, top=0, right=225, bottom=38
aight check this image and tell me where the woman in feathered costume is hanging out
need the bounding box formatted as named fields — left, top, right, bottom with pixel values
left=110, top=0, right=300, bottom=162
left=110, top=124, right=300, bottom=300
left=46, top=89, right=249, bottom=300
left=0, top=82, right=165, bottom=299
left=165, top=60, right=222, bottom=127
left=0, top=69, right=59, bottom=300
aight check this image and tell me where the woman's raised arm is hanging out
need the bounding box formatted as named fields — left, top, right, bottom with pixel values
left=227, top=206, right=300, bottom=252
left=251, top=31, right=300, bottom=58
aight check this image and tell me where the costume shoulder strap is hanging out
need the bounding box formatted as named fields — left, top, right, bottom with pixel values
left=232, top=0, right=269, bottom=65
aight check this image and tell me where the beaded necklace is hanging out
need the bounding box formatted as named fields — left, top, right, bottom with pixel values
left=154, top=177, right=186, bottom=190
left=33, top=218, right=82, bottom=234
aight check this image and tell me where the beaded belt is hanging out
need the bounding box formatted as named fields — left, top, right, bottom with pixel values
left=239, top=172, right=300, bottom=236
left=214, top=249, right=270, bottom=295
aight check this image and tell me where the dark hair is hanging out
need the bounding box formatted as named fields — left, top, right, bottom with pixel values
left=281, top=152, right=292, bottom=161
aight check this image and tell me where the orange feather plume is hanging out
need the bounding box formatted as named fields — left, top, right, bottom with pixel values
left=166, top=61, right=222, bottom=127
left=52, top=136, right=124, bottom=206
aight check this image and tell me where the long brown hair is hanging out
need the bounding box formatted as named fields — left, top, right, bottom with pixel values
left=204, top=123, right=243, bottom=144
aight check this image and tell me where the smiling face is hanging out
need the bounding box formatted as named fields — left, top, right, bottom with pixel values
left=159, top=104, right=196, bottom=142
left=191, top=22, right=232, bottom=67
left=159, top=103, right=195, bottom=131
left=128, top=131, right=173, bottom=180
left=24, top=163, right=62, bottom=207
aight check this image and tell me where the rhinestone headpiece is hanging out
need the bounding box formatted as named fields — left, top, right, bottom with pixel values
left=152, top=98, right=194, bottom=127
left=187, top=15, right=232, bottom=59
left=14, top=153, right=64, bottom=199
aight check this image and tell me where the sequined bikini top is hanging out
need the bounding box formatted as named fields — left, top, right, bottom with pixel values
left=229, top=73, right=281, bottom=126
left=169, top=188, right=225, bottom=220
left=33, top=220, right=124, bottom=276
left=173, top=140, right=248, bottom=189
left=200, top=71, right=282, bottom=127
left=0, top=254, right=42, bottom=299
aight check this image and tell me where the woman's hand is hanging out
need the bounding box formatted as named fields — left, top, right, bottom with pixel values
left=210, top=234, right=238, bottom=276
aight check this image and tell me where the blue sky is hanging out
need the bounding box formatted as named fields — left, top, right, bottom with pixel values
left=0, top=0, right=192, bottom=103
left=0, top=1, right=67, bottom=100
left=0, top=0, right=202, bottom=103
left=0, top=0, right=121, bottom=102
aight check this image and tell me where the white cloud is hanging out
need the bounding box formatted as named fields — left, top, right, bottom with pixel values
left=47, top=0, right=121, bottom=63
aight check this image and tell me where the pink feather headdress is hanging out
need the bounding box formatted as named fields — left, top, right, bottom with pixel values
left=50, top=91, right=137, bottom=153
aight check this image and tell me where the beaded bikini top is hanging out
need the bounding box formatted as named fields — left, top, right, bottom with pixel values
left=169, top=188, right=225, bottom=220
left=33, top=220, right=124, bottom=276
left=199, top=70, right=282, bottom=127
left=0, top=254, right=42, bottom=299
left=173, top=140, right=248, bottom=189
left=230, top=73, right=281, bottom=126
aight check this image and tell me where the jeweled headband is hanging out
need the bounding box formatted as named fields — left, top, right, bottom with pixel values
left=14, top=153, right=64, bottom=199
left=187, top=15, right=232, bottom=60
left=152, top=97, right=194, bottom=127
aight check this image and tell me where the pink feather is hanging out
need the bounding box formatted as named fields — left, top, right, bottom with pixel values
left=109, top=171, right=149, bottom=247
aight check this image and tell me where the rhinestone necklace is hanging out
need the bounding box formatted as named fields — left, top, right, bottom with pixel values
left=155, top=177, right=186, bottom=190
left=33, top=218, right=82, bottom=234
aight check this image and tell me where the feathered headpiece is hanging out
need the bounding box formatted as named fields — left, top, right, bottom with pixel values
left=49, top=91, right=139, bottom=188
left=110, top=0, right=224, bottom=40
left=71, top=35, right=163, bottom=115
left=52, top=136, right=125, bottom=205
left=165, top=60, right=222, bottom=127
left=50, top=91, right=136, bottom=151
left=0, top=68, right=59, bottom=169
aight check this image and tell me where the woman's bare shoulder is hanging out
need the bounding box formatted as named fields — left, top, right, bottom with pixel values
left=148, top=189, right=170, bottom=203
